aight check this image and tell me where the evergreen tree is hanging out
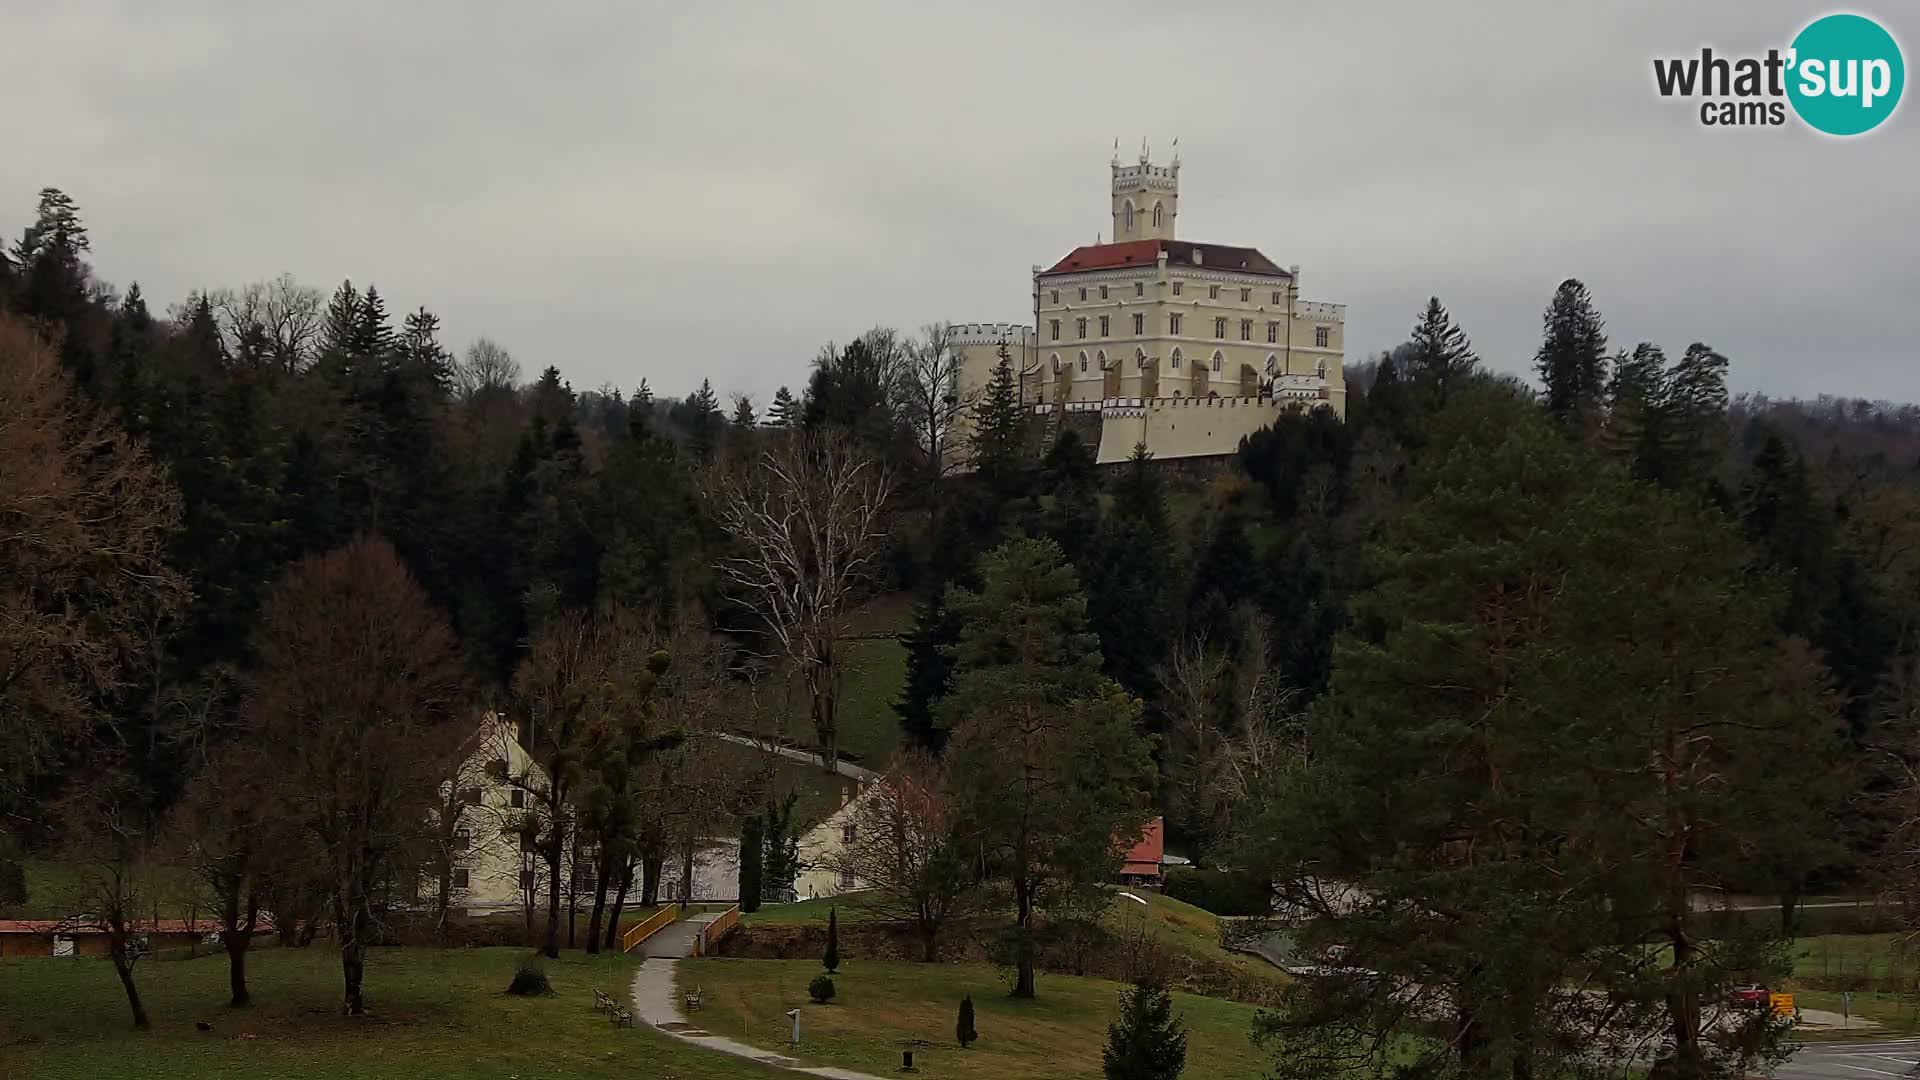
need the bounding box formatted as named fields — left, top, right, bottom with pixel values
left=737, top=814, right=764, bottom=912
left=896, top=592, right=963, bottom=751
left=956, top=994, right=978, bottom=1048
left=1361, top=353, right=1412, bottom=442
left=730, top=394, right=756, bottom=429
left=686, top=378, right=723, bottom=460
left=1102, top=977, right=1188, bottom=1080
left=941, top=539, right=1155, bottom=998
left=398, top=306, right=454, bottom=391
left=768, top=385, right=798, bottom=427
left=1037, top=429, right=1102, bottom=566
left=823, top=907, right=840, bottom=973
left=1403, top=297, right=1478, bottom=409
left=1084, top=445, right=1174, bottom=695
left=970, top=349, right=1027, bottom=498
left=1602, top=342, right=1668, bottom=475
left=318, top=279, right=361, bottom=362
left=350, top=285, right=394, bottom=362
left=1533, top=278, right=1609, bottom=438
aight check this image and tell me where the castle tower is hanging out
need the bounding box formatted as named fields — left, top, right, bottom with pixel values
left=1110, top=138, right=1179, bottom=242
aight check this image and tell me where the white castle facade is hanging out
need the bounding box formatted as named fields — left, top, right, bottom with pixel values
left=952, top=146, right=1347, bottom=465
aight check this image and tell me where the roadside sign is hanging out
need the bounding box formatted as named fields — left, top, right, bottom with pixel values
left=1770, top=992, right=1795, bottom=1018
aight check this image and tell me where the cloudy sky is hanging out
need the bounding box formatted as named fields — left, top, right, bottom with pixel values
left=5, top=1, right=1914, bottom=403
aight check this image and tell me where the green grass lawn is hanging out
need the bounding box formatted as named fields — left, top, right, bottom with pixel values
left=0, top=945, right=784, bottom=1079
left=1789, top=933, right=1918, bottom=985
left=1, top=860, right=198, bottom=921
left=680, top=957, right=1268, bottom=1079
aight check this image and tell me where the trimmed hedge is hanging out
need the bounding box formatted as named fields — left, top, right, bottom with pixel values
left=1163, top=868, right=1271, bottom=916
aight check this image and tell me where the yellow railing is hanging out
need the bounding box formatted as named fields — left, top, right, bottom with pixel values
left=694, top=905, right=740, bottom=957
left=619, top=906, right=678, bottom=953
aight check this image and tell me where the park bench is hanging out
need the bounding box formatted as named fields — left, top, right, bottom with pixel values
left=593, top=989, right=613, bottom=1013
left=609, top=1006, right=634, bottom=1028
left=683, top=986, right=704, bottom=1012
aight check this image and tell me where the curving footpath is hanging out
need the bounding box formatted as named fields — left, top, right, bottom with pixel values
left=630, top=955, right=885, bottom=1080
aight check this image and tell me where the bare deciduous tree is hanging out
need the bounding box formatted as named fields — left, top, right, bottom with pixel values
left=245, top=536, right=469, bottom=1015
left=0, top=315, right=186, bottom=810
left=827, top=752, right=979, bottom=961
left=59, top=764, right=161, bottom=1029
left=210, top=274, right=323, bottom=372
left=714, top=429, right=894, bottom=769
left=455, top=336, right=522, bottom=399
left=900, top=322, right=974, bottom=486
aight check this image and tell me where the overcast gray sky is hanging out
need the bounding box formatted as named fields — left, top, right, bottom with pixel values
left=5, top=1, right=1914, bottom=404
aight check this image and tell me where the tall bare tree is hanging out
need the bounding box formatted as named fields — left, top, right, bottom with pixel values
left=244, top=536, right=469, bottom=1015
left=455, top=336, right=522, bottom=400
left=210, top=273, right=324, bottom=372
left=714, top=429, right=894, bottom=769
left=900, top=322, right=973, bottom=487
left=59, top=762, right=162, bottom=1029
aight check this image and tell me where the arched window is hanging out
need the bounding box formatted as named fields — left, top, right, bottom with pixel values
left=1094, top=350, right=1105, bottom=371
left=1265, top=354, right=1279, bottom=376
left=1077, top=351, right=1088, bottom=374
left=1051, top=354, right=1061, bottom=375
left=1169, top=348, right=1182, bottom=370
left=1315, top=359, right=1327, bottom=378
left=1134, top=348, right=1146, bottom=370
left=1211, top=351, right=1224, bottom=373
left=1152, top=202, right=1163, bottom=228
left=1123, top=200, right=1135, bottom=234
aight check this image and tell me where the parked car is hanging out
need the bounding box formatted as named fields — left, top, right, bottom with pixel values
left=1728, top=984, right=1770, bottom=1009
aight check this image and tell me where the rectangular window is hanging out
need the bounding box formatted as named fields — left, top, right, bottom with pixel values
left=1099, top=315, right=1110, bottom=337
left=842, top=824, right=856, bottom=844
left=452, top=830, right=471, bottom=852
left=452, top=868, right=469, bottom=889
left=1050, top=319, right=1060, bottom=341
left=1078, top=287, right=1087, bottom=301
left=1214, top=317, right=1227, bottom=338
left=462, top=787, right=482, bottom=806
left=1172, top=282, right=1182, bottom=296
left=1099, top=285, right=1109, bottom=300
left=1076, top=317, right=1087, bottom=339
left=1316, top=326, right=1331, bottom=347
left=1240, top=288, right=1251, bottom=302
left=1134, top=282, right=1144, bottom=297
left=1050, top=289, right=1059, bottom=304
left=1272, top=290, right=1283, bottom=305
left=1208, top=285, right=1220, bottom=300
left=509, top=789, right=525, bottom=809
left=1267, top=322, right=1279, bottom=344
left=1133, top=313, right=1145, bottom=335
left=1241, top=319, right=1252, bottom=341
left=1169, top=313, right=1182, bottom=335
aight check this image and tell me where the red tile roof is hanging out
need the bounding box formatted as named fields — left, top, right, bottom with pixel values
left=1120, top=817, right=1165, bottom=878
left=1043, top=240, right=1291, bottom=278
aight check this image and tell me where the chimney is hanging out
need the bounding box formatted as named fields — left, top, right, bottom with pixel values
left=1192, top=248, right=1203, bottom=266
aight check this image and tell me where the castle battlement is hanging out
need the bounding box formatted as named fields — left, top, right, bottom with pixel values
left=950, top=322, right=1035, bottom=346
left=1297, top=300, right=1346, bottom=320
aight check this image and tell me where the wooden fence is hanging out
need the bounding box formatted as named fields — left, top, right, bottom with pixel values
left=619, top=906, right=678, bottom=954
left=694, top=905, right=740, bottom=958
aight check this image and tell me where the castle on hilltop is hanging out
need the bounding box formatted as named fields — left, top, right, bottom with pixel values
left=952, top=145, right=1347, bottom=466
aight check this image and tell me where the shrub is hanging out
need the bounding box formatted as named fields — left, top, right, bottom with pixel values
left=956, top=993, right=978, bottom=1047
left=808, top=974, right=836, bottom=1004
left=506, top=955, right=553, bottom=996
left=1163, top=868, right=1270, bottom=916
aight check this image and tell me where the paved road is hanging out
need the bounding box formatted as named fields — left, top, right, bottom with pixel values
left=1775, top=1039, right=1920, bottom=1080
left=631, top=958, right=885, bottom=1079
left=709, top=732, right=881, bottom=783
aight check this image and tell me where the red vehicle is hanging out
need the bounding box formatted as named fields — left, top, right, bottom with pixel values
left=1728, top=984, right=1769, bottom=1009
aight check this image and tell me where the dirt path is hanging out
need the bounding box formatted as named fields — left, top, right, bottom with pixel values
left=630, top=958, right=886, bottom=1080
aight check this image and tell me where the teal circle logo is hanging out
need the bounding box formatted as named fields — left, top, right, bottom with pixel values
left=1787, top=13, right=1904, bottom=135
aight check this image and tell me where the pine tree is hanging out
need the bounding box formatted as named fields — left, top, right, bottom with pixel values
left=768, top=385, right=798, bottom=428
left=1085, top=444, right=1173, bottom=695
left=1102, top=977, right=1188, bottom=1080
left=320, top=278, right=360, bottom=359
left=956, top=994, right=978, bottom=1048
left=350, top=285, right=394, bottom=362
left=823, top=907, right=840, bottom=973
left=1362, top=353, right=1412, bottom=442
left=730, top=394, right=756, bottom=429
left=1533, top=278, right=1609, bottom=438
left=971, top=349, right=1026, bottom=497
left=687, top=378, right=722, bottom=460
left=399, top=306, right=454, bottom=390
left=1037, top=429, right=1102, bottom=566
left=896, top=592, right=962, bottom=752
left=1404, top=297, right=1478, bottom=409
left=1602, top=343, right=1667, bottom=474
